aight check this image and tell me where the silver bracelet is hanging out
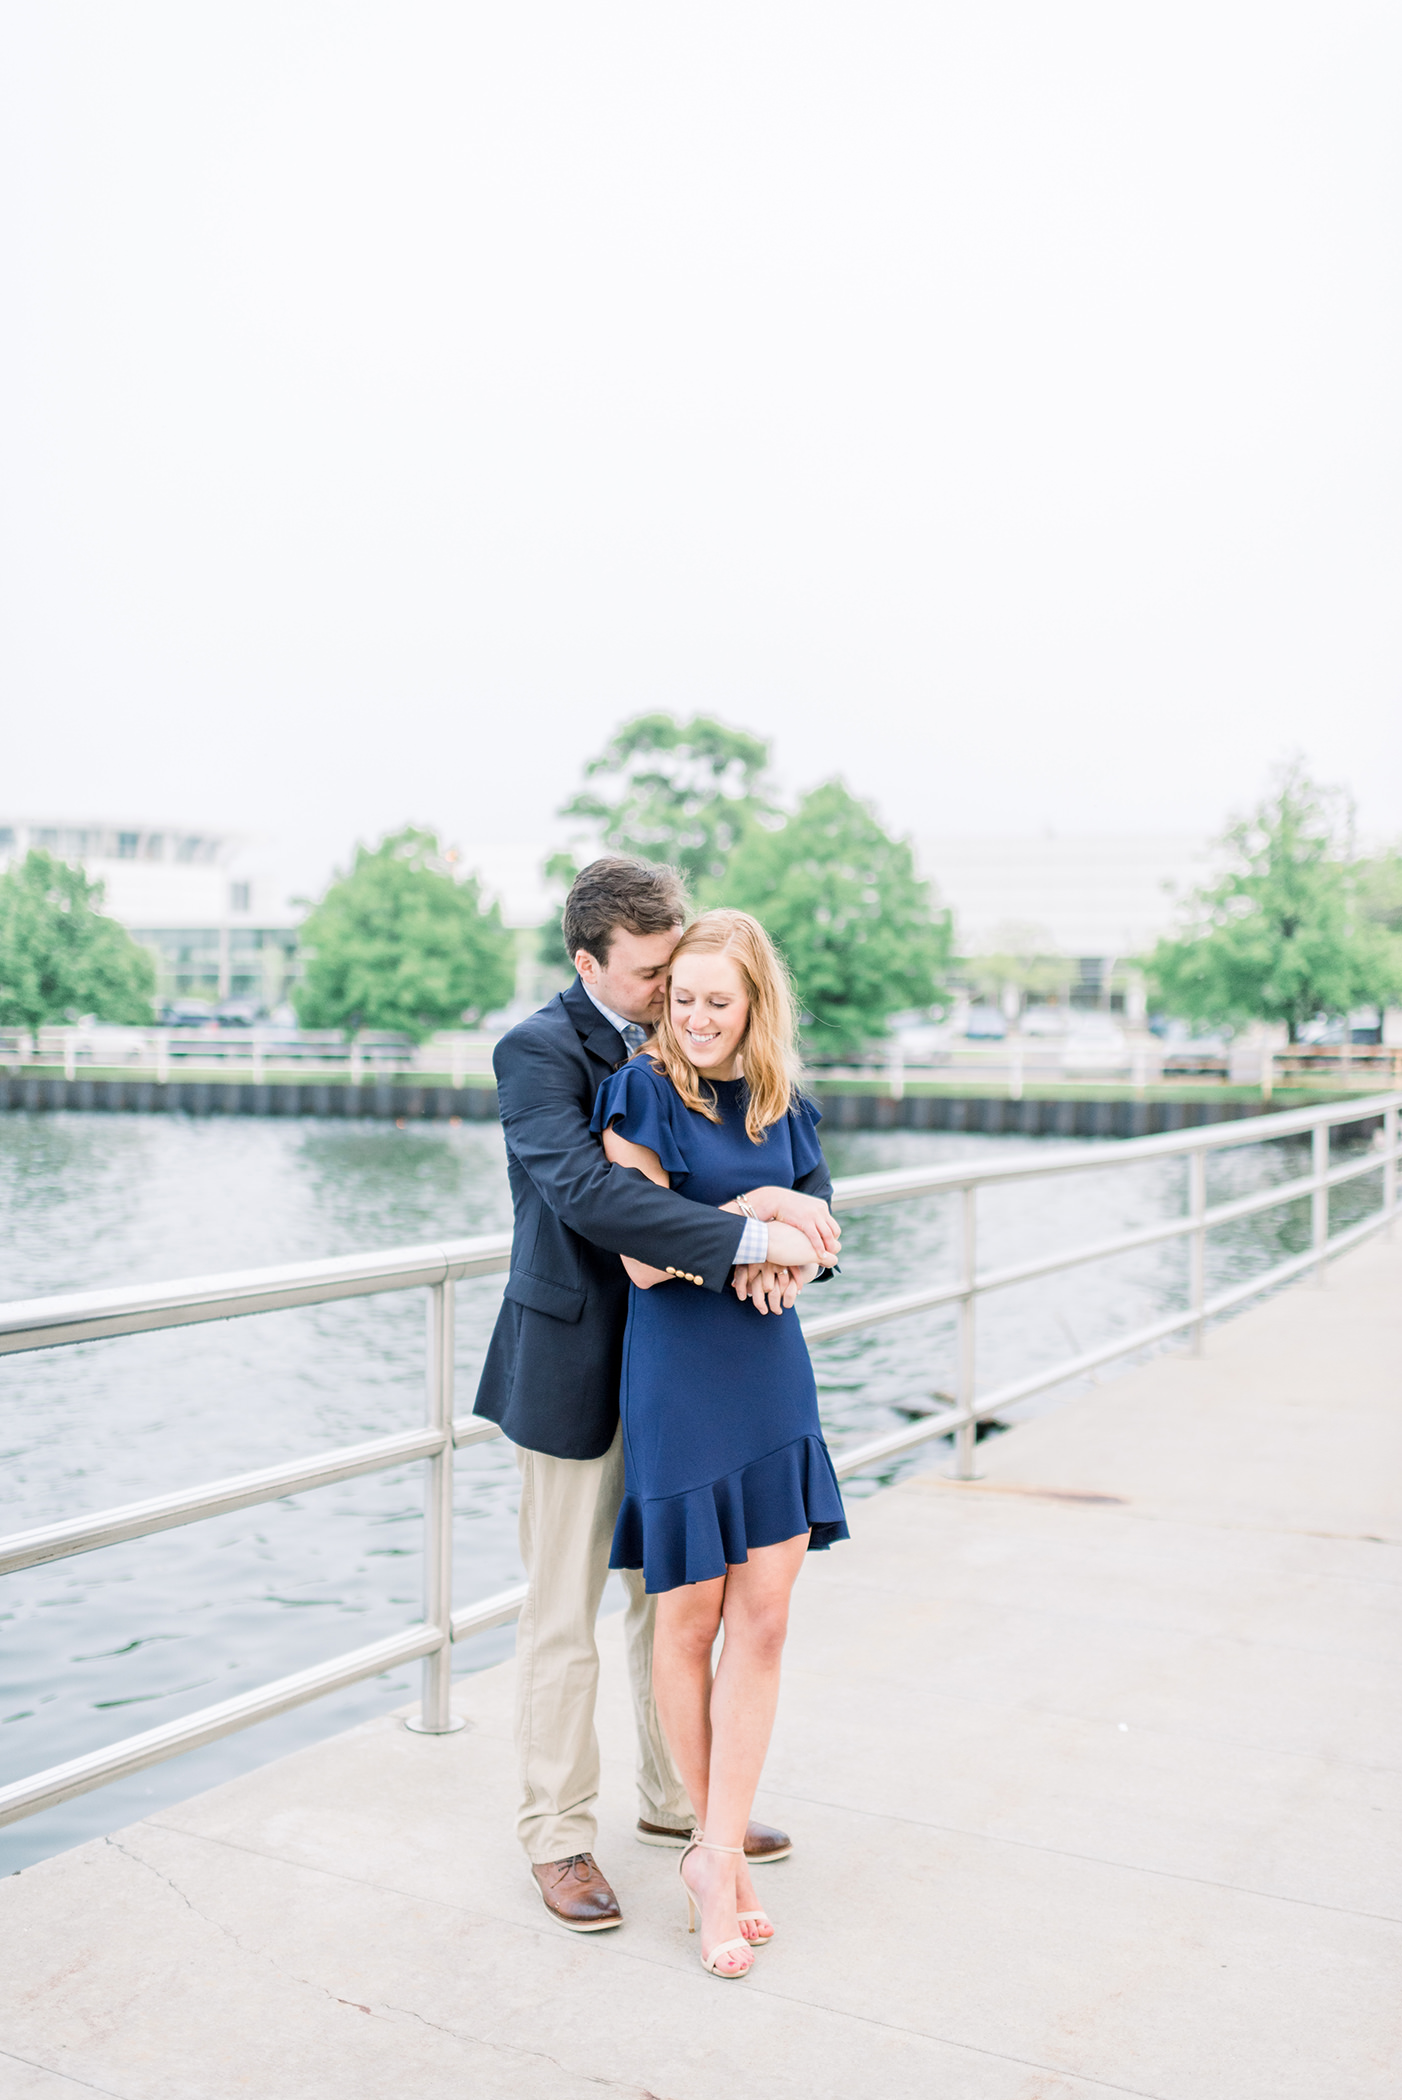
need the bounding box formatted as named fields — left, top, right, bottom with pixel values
left=735, top=1194, right=760, bottom=1220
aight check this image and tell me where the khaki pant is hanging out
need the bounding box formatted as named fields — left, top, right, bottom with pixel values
left=514, top=1423, right=692, bottom=1863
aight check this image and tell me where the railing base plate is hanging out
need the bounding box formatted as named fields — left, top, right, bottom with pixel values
left=403, top=1714, right=468, bottom=1735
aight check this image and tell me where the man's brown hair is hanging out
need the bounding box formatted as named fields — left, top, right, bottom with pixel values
left=562, top=856, right=688, bottom=967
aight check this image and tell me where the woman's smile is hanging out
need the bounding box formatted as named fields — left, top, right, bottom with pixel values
left=669, top=951, right=750, bottom=1077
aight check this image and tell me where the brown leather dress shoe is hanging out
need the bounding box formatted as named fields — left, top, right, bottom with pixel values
left=530, top=1852, right=623, bottom=1932
left=635, top=1817, right=792, bottom=1863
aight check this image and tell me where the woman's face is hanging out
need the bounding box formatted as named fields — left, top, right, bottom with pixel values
left=669, top=949, right=750, bottom=1076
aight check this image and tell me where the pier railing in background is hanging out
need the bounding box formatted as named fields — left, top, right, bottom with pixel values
left=0, top=1090, right=1396, bottom=1830
left=0, top=1026, right=499, bottom=1087
left=6, top=1026, right=1402, bottom=1098
left=812, top=1041, right=1402, bottom=1101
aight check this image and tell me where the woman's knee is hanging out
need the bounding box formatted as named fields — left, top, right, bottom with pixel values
left=724, top=1598, right=790, bottom=1661
left=657, top=1593, right=723, bottom=1661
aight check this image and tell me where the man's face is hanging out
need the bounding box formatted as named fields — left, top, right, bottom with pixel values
left=576, top=924, right=683, bottom=1028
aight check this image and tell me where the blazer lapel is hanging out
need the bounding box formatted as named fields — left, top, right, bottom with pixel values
left=562, top=976, right=628, bottom=1072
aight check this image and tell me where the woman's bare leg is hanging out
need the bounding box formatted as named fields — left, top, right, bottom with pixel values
left=652, top=1574, right=725, bottom=1833
left=654, top=1534, right=809, bottom=1965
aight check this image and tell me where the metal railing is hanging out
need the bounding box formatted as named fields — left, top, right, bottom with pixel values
left=0, top=1026, right=499, bottom=1087
left=1, top=1089, right=1396, bottom=1830
left=812, top=1041, right=1402, bottom=1101
left=10, top=1026, right=1401, bottom=1099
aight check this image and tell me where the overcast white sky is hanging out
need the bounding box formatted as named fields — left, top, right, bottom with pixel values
left=2, top=2, right=1398, bottom=901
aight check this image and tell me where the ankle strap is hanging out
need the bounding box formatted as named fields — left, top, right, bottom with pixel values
left=692, top=1838, right=745, bottom=1855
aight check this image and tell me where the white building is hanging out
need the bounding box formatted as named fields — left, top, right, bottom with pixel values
left=0, top=819, right=300, bottom=1009
left=917, top=834, right=1215, bottom=973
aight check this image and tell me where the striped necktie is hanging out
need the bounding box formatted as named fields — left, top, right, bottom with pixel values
left=620, top=1022, right=649, bottom=1055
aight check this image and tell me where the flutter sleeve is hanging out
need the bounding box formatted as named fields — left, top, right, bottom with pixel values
left=590, top=1059, right=690, bottom=1179
left=786, top=1094, right=826, bottom=1181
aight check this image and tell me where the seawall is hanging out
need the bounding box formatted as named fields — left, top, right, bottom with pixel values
left=0, top=1073, right=1372, bottom=1140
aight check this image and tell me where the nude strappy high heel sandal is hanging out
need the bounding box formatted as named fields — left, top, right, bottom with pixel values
left=678, top=1834, right=755, bottom=1978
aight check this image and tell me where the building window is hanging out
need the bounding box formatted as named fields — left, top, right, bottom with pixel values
left=229, top=881, right=251, bottom=913
left=0, top=828, right=14, bottom=852
left=117, top=833, right=139, bottom=859
left=143, top=835, right=165, bottom=861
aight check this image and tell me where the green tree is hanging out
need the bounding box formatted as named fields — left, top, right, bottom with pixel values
left=1355, top=848, right=1402, bottom=939
left=1148, top=765, right=1402, bottom=1040
left=541, top=713, right=776, bottom=968
left=565, top=712, right=775, bottom=885
left=0, top=850, right=157, bottom=1031
left=723, top=780, right=952, bottom=1059
left=296, top=829, right=515, bottom=1042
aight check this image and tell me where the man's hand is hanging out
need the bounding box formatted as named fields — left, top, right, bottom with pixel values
left=742, top=1187, right=841, bottom=1263
left=731, top=1261, right=817, bottom=1314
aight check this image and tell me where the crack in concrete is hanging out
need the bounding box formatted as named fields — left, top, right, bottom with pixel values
left=102, top=1836, right=389, bottom=2024
left=380, top=1998, right=671, bottom=2096
left=103, top=1834, right=663, bottom=2090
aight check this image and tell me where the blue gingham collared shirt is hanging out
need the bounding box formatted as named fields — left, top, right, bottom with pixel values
left=581, top=980, right=769, bottom=1263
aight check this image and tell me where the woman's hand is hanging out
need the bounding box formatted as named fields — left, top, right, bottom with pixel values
left=760, top=1220, right=834, bottom=1270
left=740, top=1187, right=841, bottom=1263
left=731, top=1259, right=819, bottom=1314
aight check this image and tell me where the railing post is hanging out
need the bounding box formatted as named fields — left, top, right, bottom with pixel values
left=949, top=1184, right=980, bottom=1479
left=1385, top=1103, right=1398, bottom=1236
left=1312, top=1121, right=1330, bottom=1285
left=1188, top=1146, right=1207, bottom=1353
left=406, top=1279, right=465, bottom=1734
left=887, top=1044, right=904, bottom=1102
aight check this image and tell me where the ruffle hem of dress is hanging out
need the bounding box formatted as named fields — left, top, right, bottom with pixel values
left=610, top=1431, right=850, bottom=1594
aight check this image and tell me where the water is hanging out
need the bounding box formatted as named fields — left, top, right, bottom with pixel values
left=0, top=1110, right=1386, bottom=1872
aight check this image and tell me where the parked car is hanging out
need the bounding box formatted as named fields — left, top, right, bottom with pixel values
left=963, top=1006, right=1007, bottom=1040
left=160, top=1001, right=217, bottom=1028
left=1019, top=1006, right=1067, bottom=1037
left=214, top=1000, right=262, bottom=1027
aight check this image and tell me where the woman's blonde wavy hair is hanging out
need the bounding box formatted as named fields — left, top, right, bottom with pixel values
left=642, top=909, right=802, bottom=1142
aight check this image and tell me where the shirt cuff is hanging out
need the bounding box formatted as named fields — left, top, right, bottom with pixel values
left=734, top=1215, right=769, bottom=1264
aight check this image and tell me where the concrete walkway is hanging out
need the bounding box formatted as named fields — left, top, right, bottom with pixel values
left=3, top=1235, right=1399, bottom=2099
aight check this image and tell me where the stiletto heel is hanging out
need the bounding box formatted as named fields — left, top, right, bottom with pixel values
left=678, top=1833, right=755, bottom=1979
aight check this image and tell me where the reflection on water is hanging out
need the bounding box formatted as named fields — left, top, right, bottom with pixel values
left=0, top=1109, right=1385, bottom=1870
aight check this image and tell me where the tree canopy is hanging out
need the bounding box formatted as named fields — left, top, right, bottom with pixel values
left=0, top=850, right=157, bottom=1031
left=723, top=779, right=952, bottom=1059
left=562, top=713, right=775, bottom=888
left=541, top=712, right=778, bottom=968
left=1148, top=765, right=1402, bottom=1039
left=296, top=829, right=515, bottom=1042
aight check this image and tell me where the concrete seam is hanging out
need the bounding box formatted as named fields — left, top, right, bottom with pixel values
left=755, top=1787, right=1402, bottom=1926
left=0, top=2045, right=130, bottom=2097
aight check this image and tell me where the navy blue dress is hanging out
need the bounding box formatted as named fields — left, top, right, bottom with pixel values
left=591, top=1058, right=849, bottom=1593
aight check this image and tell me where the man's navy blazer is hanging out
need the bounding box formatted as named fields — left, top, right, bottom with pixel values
left=472, top=977, right=832, bottom=1460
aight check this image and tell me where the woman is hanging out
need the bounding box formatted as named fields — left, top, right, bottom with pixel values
left=590, top=909, right=849, bottom=1979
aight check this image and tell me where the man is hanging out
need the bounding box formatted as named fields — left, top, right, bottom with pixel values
left=473, top=856, right=840, bottom=1932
